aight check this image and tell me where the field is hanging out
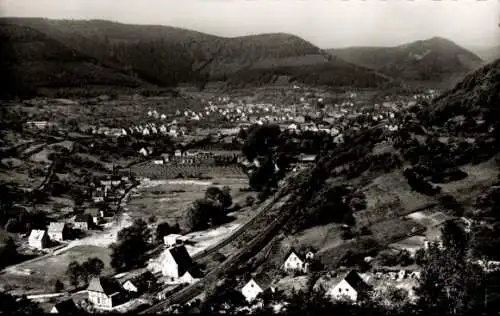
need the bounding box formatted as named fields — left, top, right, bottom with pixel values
left=0, top=245, right=112, bottom=294
left=131, top=163, right=246, bottom=180
left=125, top=177, right=250, bottom=228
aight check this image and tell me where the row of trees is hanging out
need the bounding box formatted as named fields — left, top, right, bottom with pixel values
left=66, top=257, right=105, bottom=289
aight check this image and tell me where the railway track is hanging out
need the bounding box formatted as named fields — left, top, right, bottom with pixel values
left=140, top=194, right=294, bottom=314
left=138, top=170, right=301, bottom=314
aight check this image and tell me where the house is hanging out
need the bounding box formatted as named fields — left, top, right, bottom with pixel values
left=160, top=245, right=194, bottom=279
left=50, top=298, right=79, bottom=314
left=47, top=222, right=69, bottom=242
left=327, top=270, right=370, bottom=302
left=283, top=250, right=307, bottom=273
left=163, top=234, right=184, bottom=248
left=87, top=277, right=123, bottom=309
left=241, top=274, right=274, bottom=302
left=179, top=268, right=203, bottom=285
left=139, top=147, right=149, bottom=157
left=122, top=271, right=157, bottom=294
left=73, top=214, right=93, bottom=230
left=92, top=187, right=107, bottom=202
left=28, top=229, right=49, bottom=249
left=88, top=208, right=104, bottom=225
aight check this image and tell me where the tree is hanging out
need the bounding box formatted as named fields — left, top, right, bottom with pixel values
left=66, top=261, right=82, bottom=288
left=246, top=196, right=255, bottom=207
left=200, top=278, right=248, bottom=314
left=54, top=279, right=64, bottom=292
left=415, top=224, right=486, bottom=315
left=0, top=292, right=43, bottom=315
left=0, top=235, right=17, bottom=268
left=155, top=221, right=172, bottom=243
left=82, top=257, right=105, bottom=278
left=110, top=219, right=151, bottom=272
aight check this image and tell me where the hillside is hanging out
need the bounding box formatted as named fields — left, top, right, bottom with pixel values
left=423, top=58, right=500, bottom=128
left=0, top=17, right=394, bottom=95
left=328, top=37, right=483, bottom=88
left=0, top=23, right=146, bottom=98
left=471, top=45, right=500, bottom=63
left=258, top=58, right=500, bottom=272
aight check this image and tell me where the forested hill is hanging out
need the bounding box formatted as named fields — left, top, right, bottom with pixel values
left=0, top=23, right=147, bottom=98
left=0, top=17, right=393, bottom=96
left=328, top=37, right=484, bottom=88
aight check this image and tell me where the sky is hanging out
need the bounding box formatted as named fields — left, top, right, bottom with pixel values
left=1, top=0, right=499, bottom=48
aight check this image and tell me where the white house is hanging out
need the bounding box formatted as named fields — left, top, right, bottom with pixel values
left=160, top=245, right=194, bottom=279
left=28, top=229, right=49, bottom=249
left=178, top=269, right=203, bottom=285
left=241, top=275, right=274, bottom=302
left=327, top=271, right=370, bottom=302
left=283, top=251, right=307, bottom=273
left=163, top=234, right=184, bottom=248
left=122, top=271, right=156, bottom=294
left=87, top=277, right=123, bottom=309
left=50, top=299, right=78, bottom=314
left=139, top=147, right=149, bottom=157
left=47, top=222, right=68, bottom=242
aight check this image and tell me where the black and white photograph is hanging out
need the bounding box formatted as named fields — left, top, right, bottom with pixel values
left=0, top=0, right=499, bottom=314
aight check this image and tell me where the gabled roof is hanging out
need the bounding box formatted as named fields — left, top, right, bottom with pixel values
left=124, top=271, right=157, bottom=292
left=166, top=245, right=194, bottom=270
left=74, top=214, right=92, bottom=223
left=29, top=229, right=47, bottom=241
left=48, top=222, right=66, bottom=233
left=52, top=298, right=79, bottom=314
left=248, top=273, right=273, bottom=290
left=87, top=277, right=122, bottom=296
left=343, top=271, right=370, bottom=293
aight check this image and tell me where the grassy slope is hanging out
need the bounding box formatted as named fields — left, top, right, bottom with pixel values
left=265, top=59, right=500, bottom=270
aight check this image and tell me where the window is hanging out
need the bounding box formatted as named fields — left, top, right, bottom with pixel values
left=339, top=288, right=342, bottom=293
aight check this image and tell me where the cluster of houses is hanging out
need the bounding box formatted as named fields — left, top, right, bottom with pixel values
left=27, top=215, right=95, bottom=250
left=25, top=121, right=57, bottom=130
left=90, top=121, right=187, bottom=138
left=149, top=149, right=241, bottom=166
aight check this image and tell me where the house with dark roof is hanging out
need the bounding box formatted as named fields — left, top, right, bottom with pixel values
left=241, top=274, right=275, bottom=302
left=73, top=214, right=93, bottom=230
left=48, top=222, right=69, bottom=242
left=87, top=276, right=123, bottom=309
left=160, top=245, right=194, bottom=279
left=49, top=298, right=79, bottom=314
left=327, top=270, right=371, bottom=302
left=122, top=271, right=157, bottom=294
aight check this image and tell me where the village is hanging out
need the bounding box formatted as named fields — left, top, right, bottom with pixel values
left=4, top=86, right=489, bottom=314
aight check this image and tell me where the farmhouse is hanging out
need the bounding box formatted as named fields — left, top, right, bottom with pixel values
left=122, top=271, right=157, bottom=294
left=241, top=274, right=275, bottom=302
left=87, top=276, right=123, bottom=309
left=47, top=222, right=68, bottom=242
left=327, top=270, right=371, bottom=302
left=28, top=229, right=49, bottom=249
left=282, top=250, right=307, bottom=273
left=50, top=298, right=79, bottom=314
left=73, top=214, right=93, bottom=230
left=160, top=245, right=194, bottom=279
